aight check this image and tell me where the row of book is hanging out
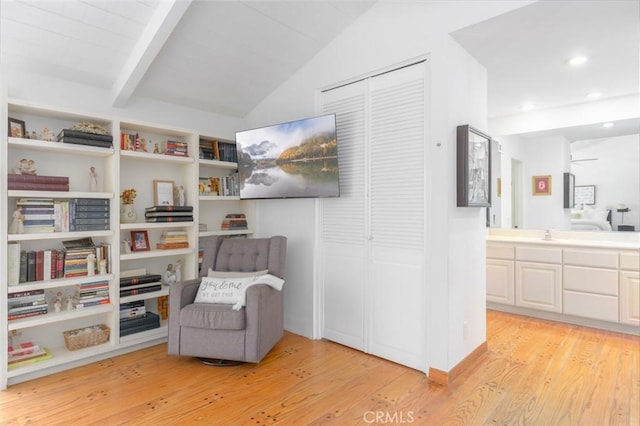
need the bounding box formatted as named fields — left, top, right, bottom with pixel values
left=7, top=341, right=52, bottom=368
left=120, top=272, right=163, bottom=298
left=166, top=140, right=188, bottom=157
left=8, top=289, right=47, bottom=320
left=61, top=198, right=111, bottom=232
left=157, top=231, right=189, bottom=249
left=145, top=205, right=193, bottom=223
left=200, top=173, right=240, bottom=196
left=57, top=128, right=113, bottom=149
left=221, top=213, right=248, bottom=230
left=8, top=174, right=69, bottom=191
left=7, top=242, right=111, bottom=285
left=198, top=139, right=237, bottom=162
left=76, top=280, right=110, bottom=309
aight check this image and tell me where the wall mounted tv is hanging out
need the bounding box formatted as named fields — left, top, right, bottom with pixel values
left=235, top=114, right=340, bottom=199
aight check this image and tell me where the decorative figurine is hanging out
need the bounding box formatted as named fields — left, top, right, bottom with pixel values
left=87, top=253, right=96, bottom=276
left=53, top=292, right=63, bottom=313
left=122, top=238, right=131, bottom=254
left=164, top=263, right=177, bottom=285
left=13, top=158, right=37, bottom=175
left=177, top=185, right=186, bottom=206
left=9, top=206, right=24, bottom=234
left=40, top=127, right=55, bottom=142
left=99, top=259, right=107, bottom=275
left=89, top=166, right=98, bottom=192
left=173, top=260, right=182, bottom=283
left=65, top=295, right=75, bottom=311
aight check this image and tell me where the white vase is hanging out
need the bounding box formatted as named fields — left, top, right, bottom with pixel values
left=120, top=204, right=137, bottom=223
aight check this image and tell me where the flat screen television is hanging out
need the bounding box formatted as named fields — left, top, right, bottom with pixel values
left=235, top=114, right=340, bottom=199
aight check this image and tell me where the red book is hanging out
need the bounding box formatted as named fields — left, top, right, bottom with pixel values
left=35, top=251, right=44, bottom=281
left=50, top=250, right=58, bottom=279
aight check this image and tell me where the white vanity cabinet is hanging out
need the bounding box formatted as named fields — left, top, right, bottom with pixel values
left=515, top=246, right=563, bottom=313
left=619, top=251, right=640, bottom=326
left=563, top=249, right=619, bottom=322
left=486, top=243, right=515, bottom=305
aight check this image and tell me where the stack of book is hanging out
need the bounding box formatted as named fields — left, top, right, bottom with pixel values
left=145, top=205, right=193, bottom=223
left=157, top=231, right=189, bottom=249
left=120, top=273, right=163, bottom=297
left=76, top=280, right=110, bottom=308
left=120, top=311, right=160, bottom=337
left=20, top=249, right=64, bottom=282
left=62, top=237, right=96, bottom=278
left=221, top=213, right=248, bottom=231
left=199, top=139, right=217, bottom=160
left=8, top=342, right=52, bottom=368
left=120, top=300, right=146, bottom=320
left=8, top=289, right=47, bottom=320
left=69, top=198, right=110, bottom=232
left=165, top=140, right=188, bottom=157
left=8, top=174, right=69, bottom=191
left=57, top=129, right=113, bottom=148
left=17, top=198, right=55, bottom=233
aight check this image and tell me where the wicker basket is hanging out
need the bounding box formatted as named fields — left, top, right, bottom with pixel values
left=63, top=324, right=110, bottom=351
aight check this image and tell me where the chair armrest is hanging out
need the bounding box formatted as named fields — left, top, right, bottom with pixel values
left=243, top=284, right=284, bottom=362
left=167, top=278, right=201, bottom=355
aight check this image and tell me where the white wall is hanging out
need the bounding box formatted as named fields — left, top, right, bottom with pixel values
left=246, top=1, right=531, bottom=372
left=571, top=134, right=640, bottom=230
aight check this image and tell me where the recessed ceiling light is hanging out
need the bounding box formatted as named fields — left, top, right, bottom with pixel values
left=602, top=122, right=615, bottom=128
left=520, top=103, right=536, bottom=111
left=586, top=91, right=602, bottom=100
left=568, top=55, right=588, bottom=66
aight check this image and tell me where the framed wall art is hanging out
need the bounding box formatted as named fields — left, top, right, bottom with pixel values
left=8, top=117, right=26, bottom=138
left=131, top=230, right=150, bottom=252
left=532, top=175, right=552, bottom=196
left=574, top=185, right=596, bottom=205
left=153, top=180, right=175, bottom=206
left=456, top=124, right=491, bottom=207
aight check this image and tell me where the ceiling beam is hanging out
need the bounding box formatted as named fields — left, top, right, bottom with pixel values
left=112, top=0, right=191, bottom=107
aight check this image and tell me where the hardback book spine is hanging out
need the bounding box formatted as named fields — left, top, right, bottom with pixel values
left=8, top=243, right=21, bottom=286
left=9, top=183, right=70, bottom=191
left=19, top=250, right=28, bottom=283
left=60, top=137, right=113, bottom=148
left=74, top=205, right=110, bottom=212
left=72, top=198, right=109, bottom=206
left=69, top=223, right=110, bottom=231
left=120, top=285, right=162, bottom=297
left=71, top=218, right=110, bottom=225
left=144, top=216, right=193, bottom=223
left=8, top=289, right=45, bottom=298
left=26, top=251, right=36, bottom=281
left=8, top=174, right=69, bottom=184
left=120, top=274, right=163, bottom=287
left=145, top=205, right=193, bottom=213
left=57, top=129, right=113, bottom=142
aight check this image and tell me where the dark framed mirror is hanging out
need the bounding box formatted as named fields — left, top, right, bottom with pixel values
left=457, top=125, right=492, bottom=207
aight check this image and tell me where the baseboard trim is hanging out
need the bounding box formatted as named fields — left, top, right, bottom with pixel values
left=428, top=341, right=488, bottom=386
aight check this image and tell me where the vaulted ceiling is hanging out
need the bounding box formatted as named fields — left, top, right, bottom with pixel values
left=0, top=0, right=375, bottom=117
left=1, top=0, right=638, bottom=131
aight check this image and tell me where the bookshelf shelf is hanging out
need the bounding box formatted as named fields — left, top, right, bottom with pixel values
left=8, top=304, right=113, bottom=331
left=8, top=274, right=115, bottom=293
left=120, top=286, right=169, bottom=304
left=120, top=222, right=195, bottom=230
left=119, top=247, right=193, bottom=261
left=120, top=150, right=194, bottom=164
left=8, top=230, right=113, bottom=242
left=9, top=137, right=114, bottom=156
left=119, top=324, right=168, bottom=345
left=8, top=190, right=113, bottom=199
left=198, top=158, right=238, bottom=169
left=199, top=229, right=252, bottom=237
left=199, top=195, right=241, bottom=201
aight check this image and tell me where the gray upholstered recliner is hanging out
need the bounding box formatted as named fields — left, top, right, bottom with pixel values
left=168, top=235, right=287, bottom=363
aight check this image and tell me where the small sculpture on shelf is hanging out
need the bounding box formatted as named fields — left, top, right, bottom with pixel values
left=87, top=253, right=96, bottom=276
left=177, top=185, right=186, bottom=206
left=40, top=127, right=55, bottom=142
left=173, top=259, right=182, bottom=283
left=9, top=206, right=24, bottom=234
left=13, top=158, right=37, bottom=175
left=122, top=238, right=131, bottom=254
left=65, top=295, right=76, bottom=311
left=99, top=259, right=107, bottom=275
left=164, top=263, right=177, bottom=285
left=52, top=292, right=63, bottom=313
left=120, top=188, right=137, bottom=224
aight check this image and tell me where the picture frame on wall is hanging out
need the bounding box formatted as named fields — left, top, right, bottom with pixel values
left=8, top=117, right=26, bottom=138
left=532, top=175, right=552, bottom=196
left=563, top=172, right=575, bottom=208
left=130, top=230, right=150, bottom=252
left=575, top=185, right=596, bottom=205
left=456, top=124, right=491, bottom=207
left=153, top=180, right=175, bottom=206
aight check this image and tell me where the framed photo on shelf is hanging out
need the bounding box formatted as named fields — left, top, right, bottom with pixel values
left=131, top=230, right=150, bottom=252
left=456, top=124, right=491, bottom=207
left=8, top=117, right=26, bottom=138
left=574, top=185, right=596, bottom=205
left=153, top=180, right=175, bottom=206
left=532, top=175, right=552, bottom=196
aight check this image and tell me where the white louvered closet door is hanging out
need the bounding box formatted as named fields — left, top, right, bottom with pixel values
left=320, top=61, right=426, bottom=370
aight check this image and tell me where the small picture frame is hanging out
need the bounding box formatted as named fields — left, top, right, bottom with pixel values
left=456, top=124, right=492, bottom=207
left=8, top=117, right=26, bottom=138
left=532, top=175, right=552, bottom=196
left=153, top=180, right=175, bottom=206
left=575, top=185, right=596, bottom=205
left=130, top=230, right=150, bottom=252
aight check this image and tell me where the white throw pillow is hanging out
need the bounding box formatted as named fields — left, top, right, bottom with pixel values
left=591, top=209, right=609, bottom=222
left=195, top=271, right=284, bottom=310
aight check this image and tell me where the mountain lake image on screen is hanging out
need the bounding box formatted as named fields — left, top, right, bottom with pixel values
left=235, top=114, right=340, bottom=199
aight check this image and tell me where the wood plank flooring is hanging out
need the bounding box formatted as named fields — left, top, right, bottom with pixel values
left=1, top=310, right=638, bottom=425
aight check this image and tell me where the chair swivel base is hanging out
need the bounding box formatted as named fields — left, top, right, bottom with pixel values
left=198, top=358, right=246, bottom=367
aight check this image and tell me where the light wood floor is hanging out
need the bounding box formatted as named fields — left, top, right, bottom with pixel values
left=1, top=310, right=638, bottom=425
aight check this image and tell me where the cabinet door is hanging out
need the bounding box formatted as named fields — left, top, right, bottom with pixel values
left=620, top=271, right=640, bottom=326
left=515, top=261, right=562, bottom=312
left=487, top=259, right=514, bottom=304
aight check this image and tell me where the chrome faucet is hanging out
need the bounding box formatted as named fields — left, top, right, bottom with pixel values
left=544, top=229, right=552, bottom=240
